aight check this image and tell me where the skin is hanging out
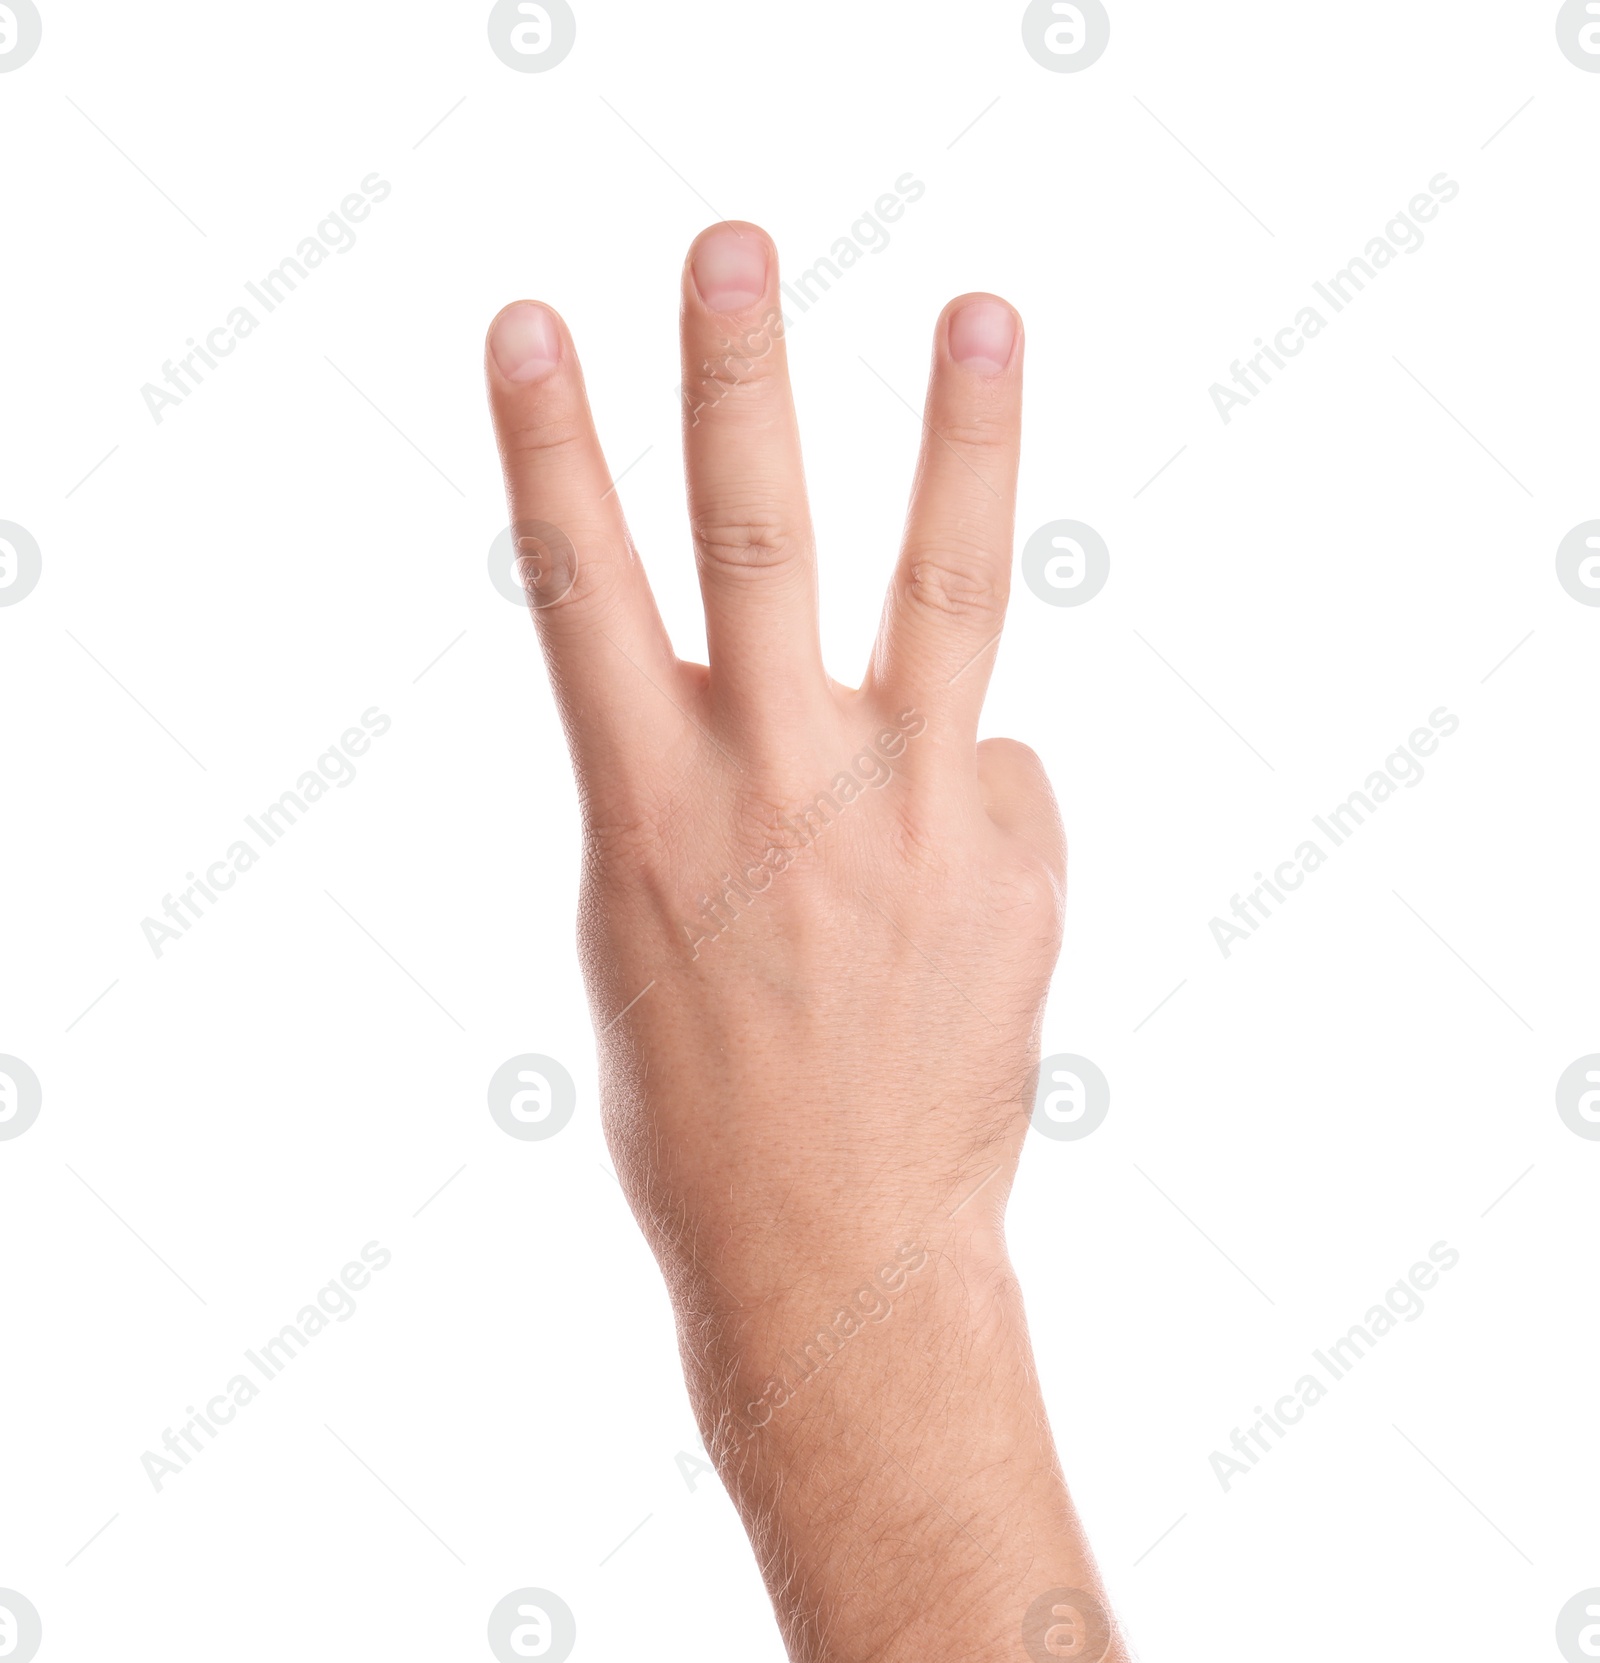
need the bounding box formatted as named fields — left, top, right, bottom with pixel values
left=484, top=221, right=1128, bottom=1663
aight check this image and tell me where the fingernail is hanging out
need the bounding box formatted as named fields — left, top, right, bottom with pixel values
left=948, top=300, right=1016, bottom=375
left=490, top=302, right=562, bottom=383
left=692, top=228, right=769, bottom=311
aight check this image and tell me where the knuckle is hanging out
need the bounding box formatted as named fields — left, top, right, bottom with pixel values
left=936, top=413, right=1015, bottom=455
left=683, top=376, right=770, bottom=429
left=528, top=561, right=594, bottom=615
left=903, top=548, right=1005, bottom=620
left=682, top=317, right=787, bottom=416
left=696, top=351, right=781, bottom=398
left=582, top=810, right=658, bottom=869
left=499, top=409, right=586, bottom=464
left=692, top=506, right=800, bottom=575
left=886, top=810, right=954, bottom=886
left=510, top=522, right=604, bottom=615
left=583, top=777, right=694, bottom=873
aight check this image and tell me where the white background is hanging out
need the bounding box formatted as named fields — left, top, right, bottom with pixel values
left=1, top=2, right=1596, bottom=1659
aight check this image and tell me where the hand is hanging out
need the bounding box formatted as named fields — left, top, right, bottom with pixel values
left=485, top=221, right=1124, bottom=1663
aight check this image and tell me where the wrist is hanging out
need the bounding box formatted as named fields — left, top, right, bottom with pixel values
left=673, top=1226, right=1020, bottom=1467
left=670, top=1234, right=1126, bottom=1663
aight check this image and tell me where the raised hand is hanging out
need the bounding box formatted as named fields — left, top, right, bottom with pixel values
left=484, top=221, right=1123, bottom=1663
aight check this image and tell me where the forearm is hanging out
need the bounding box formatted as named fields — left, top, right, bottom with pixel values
left=676, top=1236, right=1127, bottom=1663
